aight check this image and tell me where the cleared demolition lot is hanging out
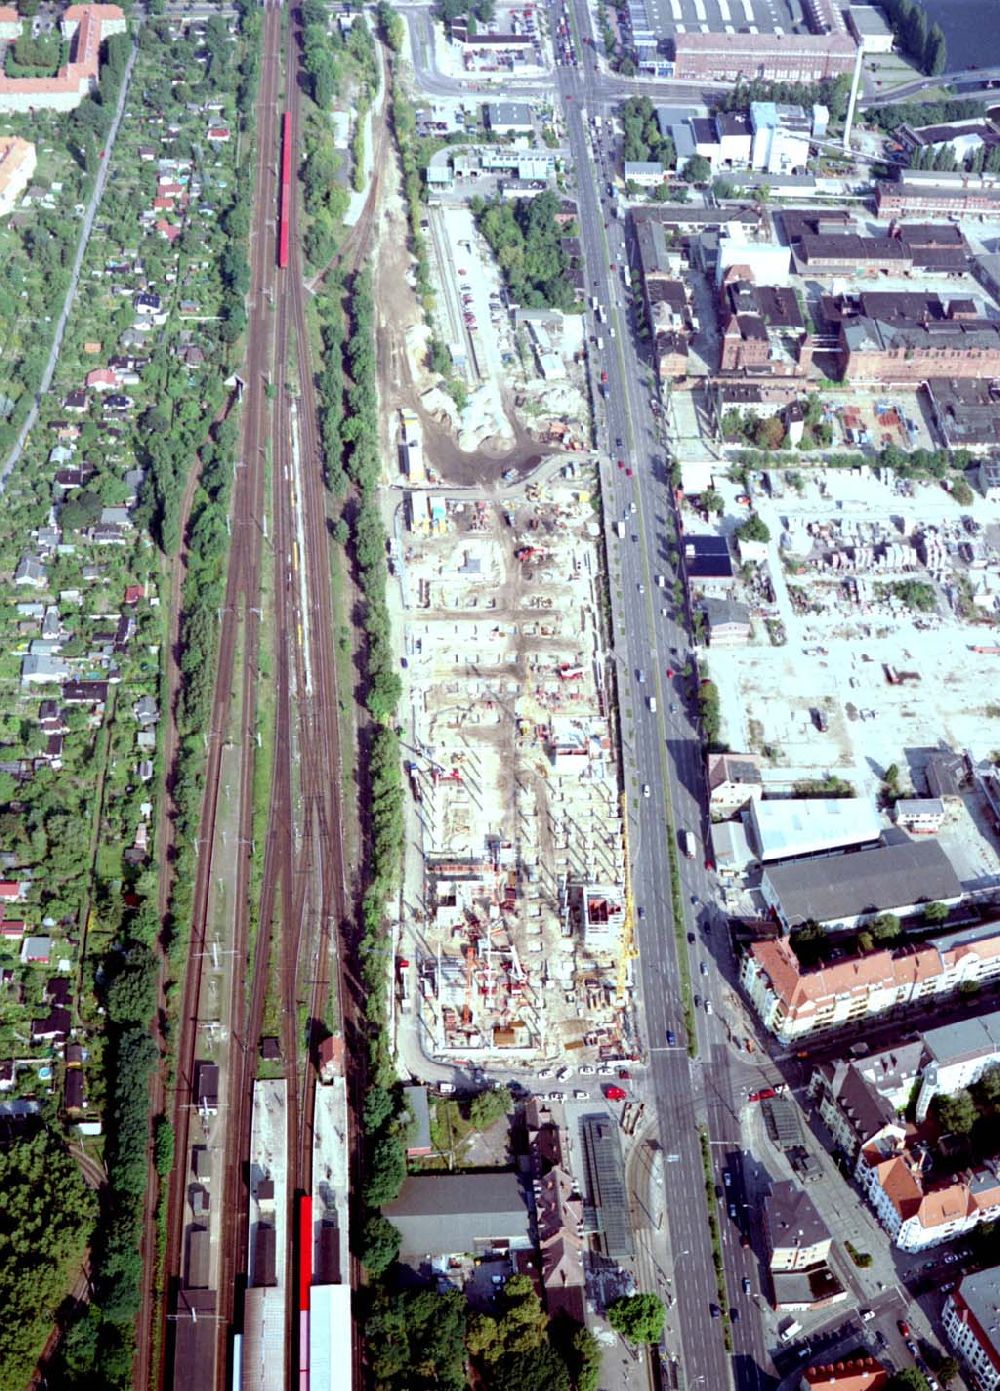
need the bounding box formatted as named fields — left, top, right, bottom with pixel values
left=692, top=465, right=1000, bottom=832
left=396, top=459, right=640, bottom=1069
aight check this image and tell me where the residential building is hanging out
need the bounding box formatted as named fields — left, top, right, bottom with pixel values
left=702, top=596, right=751, bottom=646
left=749, top=102, right=812, bottom=175
left=711, top=818, right=755, bottom=876
left=670, top=31, right=857, bottom=82
left=624, top=161, right=667, bottom=187
left=747, top=797, right=882, bottom=864
left=915, top=1009, right=1000, bottom=1122
left=765, top=1179, right=845, bottom=1310
left=0, top=6, right=126, bottom=115
left=942, top=1267, right=1000, bottom=1390
left=383, top=1173, right=532, bottom=1268
left=526, top=1098, right=585, bottom=1322
left=981, top=457, right=1000, bottom=502
left=707, top=752, right=763, bottom=816
left=0, top=137, right=36, bottom=217
left=809, top=1048, right=917, bottom=1160
left=856, top=1141, right=1000, bottom=1251
left=893, top=798, right=945, bottom=835
left=741, top=922, right=1000, bottom=1043
left=759, top=839, right=962, bottom=931
left=801, top=1360, right=889, bottom=1391
left=766, top=1180, right=832, bottom=1269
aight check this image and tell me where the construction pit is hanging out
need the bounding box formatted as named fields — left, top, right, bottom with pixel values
left=395, top=448, right=638, bottom=1071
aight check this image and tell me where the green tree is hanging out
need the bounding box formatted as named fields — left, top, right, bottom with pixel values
left=469, top=1087, right=512, bottom=1130
left=701, top=488, right=724, bottom=514
left=360, top=1213, right=401, bottom=1275
left=606, top=1293, right=666, bottom=1345
left=682, top=155, right=712, bottom=183
left=935, top=1357, right=959, bottom=1387
left=951, top=477, right=974, bottom=506
left=869, top=912, right=902, bottom=943
left=936, top=1089, right=977, bottom=1136
left=923, top=900, right=949, bottom=924
left=925, top=22, right=946, bottom=75
left=568, top=1325, right=602, bottom=1391
left=888, top=1371, right=932, bottom=1391
left=735, top=513, right=771, bottom=543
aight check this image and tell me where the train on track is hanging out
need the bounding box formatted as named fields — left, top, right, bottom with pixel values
left=299, top=1194, right=312, bottom=1390
left=278, top=110, right=292, bottom=268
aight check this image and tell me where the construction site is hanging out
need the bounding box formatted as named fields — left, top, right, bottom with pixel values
left=392, top=434, right=639, bottom=1072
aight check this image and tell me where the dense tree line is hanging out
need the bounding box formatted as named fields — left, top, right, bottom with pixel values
left=0, top=1126, right=95, bottom=1388
left=718, top=72, right=852, bottom=120
left=472, top=191, right=578, bottom=312
left=868, top=96, right=980, bottom=134
left=880, top=0, right=946, bottom=75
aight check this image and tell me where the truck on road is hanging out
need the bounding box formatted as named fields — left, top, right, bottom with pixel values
left=616, top=520, right=625, bottom=538
left=679, top=829, right=696, bottom=858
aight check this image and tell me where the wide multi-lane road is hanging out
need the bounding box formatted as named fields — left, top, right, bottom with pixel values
left=551, top=5, right=773, bottom=1388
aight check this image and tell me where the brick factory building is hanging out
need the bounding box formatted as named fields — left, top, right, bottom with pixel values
left=671, top=31, right=857, bottom=82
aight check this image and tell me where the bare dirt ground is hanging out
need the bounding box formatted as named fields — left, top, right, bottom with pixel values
left=372, top=158, right=548, bottom=487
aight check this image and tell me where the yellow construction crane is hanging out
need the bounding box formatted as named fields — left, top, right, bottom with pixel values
left=617, top=791, right=639, bottom=1001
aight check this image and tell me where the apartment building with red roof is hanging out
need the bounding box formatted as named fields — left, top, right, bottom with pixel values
left=741, top=922, right=1000, bottom=1043
left=855, top=1135, right=1000, bottom=1251
left=0, top=6, right=126, bottom=115
left=801, top=1359, right=889, bottom=1391
left=942, top=1266, right=1000, bottom=1390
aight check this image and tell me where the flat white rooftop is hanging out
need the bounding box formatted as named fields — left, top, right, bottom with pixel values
left=748, top=796, right=883, bottom=862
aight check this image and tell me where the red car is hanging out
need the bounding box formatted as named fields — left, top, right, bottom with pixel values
left=897, top=1320, right=910, bottom=1338
left=618, top=1068, right=631, bottom=1079
left=617, top=459, right=624, bottom=469
left=604, top=1084, right=627, bottom=1101
left=666, top=667, right=674, bottom=679
left=749, top=1087, right=776, bottom=1103
left=625, top=467, right=632, bottom=477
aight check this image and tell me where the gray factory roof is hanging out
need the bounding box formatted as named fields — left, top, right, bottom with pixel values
left=762, top=839, right=962, bottom=927
left=923, top=1008, right=1000, bottom=1068
left=384, top=1173, right=530, bottom=1255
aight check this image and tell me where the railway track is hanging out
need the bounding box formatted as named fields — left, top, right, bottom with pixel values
left=158, top=6, right=284, bottom=1388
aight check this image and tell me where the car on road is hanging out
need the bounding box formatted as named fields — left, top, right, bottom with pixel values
left=687, top=931, right=695, bottom=943
left=642, top=784, right=650, bottom=798
left=897, top=1320, right=910, bottom=1338
left=666, top=667, right=674, bottom=678
left=616, top=436, right=622, bottom=447
left=906, top=1340, right=918, bottom=1357
left=618, top=1068, right=631, bottom=1079
left=604, top=1084, right=627, bottom=1100
left=548, top=1091, right=565, bottom=1101
left=723, top=1171, right=732, bottom=1187
left=705, top=1000, right=713, bottom=1015
left=730, top=1307, right=740, bottom=1322
left=670, top=703, right=676, bottom=713
left=637, top=905, right=645, bottom=919
left=742, top=1277, right=751, bottom=1294
left=859, top=1309, right=874, bottom=1322
left=617, top=458, right=624, bottom=469
left=625, top=467, right=633, bottom=477
left=709, top=1304, right=721, bottom=1319
left=538, top=1068, right=553, bottom=1079
left=638, top=582, right=644, bottom=593
left=573, top=1089, right=588, bottom=1099
left=556, top=1066, right=572, bottom=1080
left=700, top=962, right=708, bottom=977
left=637, top=669, right=645, bottom=683
left=749, top=1087, right=776, bottom=1103
left=579, top=1064, right=596, bottom=1075
left=665, top=1030, right=676, bottom=1046
left=943, top=1252, right=960, bottom=1264
left=875, top=1330, right=888, bottom=1349
left=728, top=1203, right=737, bottom=1218
left=715, top=1183, right=723, bottom=1198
